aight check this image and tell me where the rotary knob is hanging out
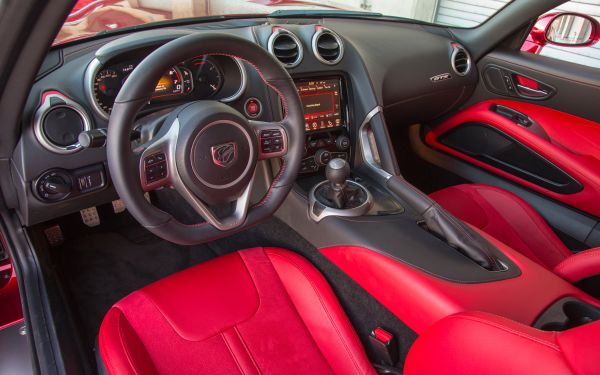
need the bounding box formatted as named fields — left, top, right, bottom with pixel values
left=314, top=149, right=331, bottom=166
left=36, top=170, right=72, bottom=201
left=336, top=135, right=350, bottom=151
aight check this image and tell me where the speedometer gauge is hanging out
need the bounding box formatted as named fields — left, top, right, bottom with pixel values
left=93, top=69, right=120, bottom=114
left=191, top=58, right=223, bottom=98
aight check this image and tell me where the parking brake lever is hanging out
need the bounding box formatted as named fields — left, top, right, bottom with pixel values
left=386, top=176, right=505, bottom=271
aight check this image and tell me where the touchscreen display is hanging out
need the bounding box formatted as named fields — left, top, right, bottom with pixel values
left=295, top=79, right=344, bottom=132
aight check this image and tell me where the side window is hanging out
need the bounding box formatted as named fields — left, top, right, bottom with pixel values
left=521, top=1, right=600, bottom=68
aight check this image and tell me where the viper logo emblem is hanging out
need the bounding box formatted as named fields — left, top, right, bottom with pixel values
left=430, top=73, right=452, bottom=82
left=211, top=142, right=237, bottom=168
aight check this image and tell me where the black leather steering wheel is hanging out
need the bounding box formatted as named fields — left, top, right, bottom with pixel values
left=106, top=33, right=303, bottom=245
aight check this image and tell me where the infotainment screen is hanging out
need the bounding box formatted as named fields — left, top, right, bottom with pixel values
left=295, top=79, right=344, bottom=132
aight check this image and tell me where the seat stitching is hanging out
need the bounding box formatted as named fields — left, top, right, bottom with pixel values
left=116, top=310, right=144, bottom=375
left=555, top=331, right=583, bottom=375
left=233, top=326, right=263, bottom=375
left=448, top=314, right=560, bottom=351
left=221, top=331, right=246, bottom=375
left=131, top=252, right=262, bottom=342
left=100, top=315, right=120, bottom=375
left=266, top=250, right=366, bottom=375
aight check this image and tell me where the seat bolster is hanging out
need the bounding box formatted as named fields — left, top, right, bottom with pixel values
left=404, top=311, right=575, bottom=375
left=557, top=320, right=600, bottom=375
left=99, top=307, right=159, bottom=375
left=553, top=247, right=600, bottom=283
left=264, top=248, right=376, bottom=375
left=431, top=184, right=572, bottom=269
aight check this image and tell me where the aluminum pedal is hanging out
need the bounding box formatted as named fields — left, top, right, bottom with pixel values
left=111, top=199, right=126, bottom=214
left=80, top=207, right=100, bottom=227
left=43, top=225, right=64, bottom=247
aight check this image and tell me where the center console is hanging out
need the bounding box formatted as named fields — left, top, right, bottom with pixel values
left=294, top=77, right=351, bottom=174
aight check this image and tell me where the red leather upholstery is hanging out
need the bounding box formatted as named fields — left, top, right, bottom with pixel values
left=405, top=311, right=600, bottom=375
left=321, top=237, right=599, bottom=334
left=430, top=184, right=572, bottom=269
left=99, top=247, right=375, bottom=375
left=554, top=248, right=600, bottom=283
left=425, top=100, right=600, bottom=218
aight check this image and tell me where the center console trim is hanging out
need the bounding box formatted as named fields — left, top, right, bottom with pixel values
left=308, top=180, right=373, bottom=222
left=358, top=106, right=392, bottom=182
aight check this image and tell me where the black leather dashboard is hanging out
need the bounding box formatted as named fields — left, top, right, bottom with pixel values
left=15, top=17, right=477, bottom=225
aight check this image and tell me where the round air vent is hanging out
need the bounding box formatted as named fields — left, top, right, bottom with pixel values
left=312, top=27, right=344, bottom=65
left=268, top=28, right=303, bottom=68
left=33, top=92, right=91, bottom=154
left=451, top=44, right=471, bottom=76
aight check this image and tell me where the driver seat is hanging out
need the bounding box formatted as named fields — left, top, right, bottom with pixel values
left=98, top=247, right=376, bottom=375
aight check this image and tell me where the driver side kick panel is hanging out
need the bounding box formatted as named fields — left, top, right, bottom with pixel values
left=425, top=99, right=600, bottom=217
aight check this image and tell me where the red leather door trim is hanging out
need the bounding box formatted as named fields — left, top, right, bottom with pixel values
left=426, top=99, right=600, bottom=217
left=321, top=228, right=600, bottom=334
left=0, top=234, right=22, bottom=329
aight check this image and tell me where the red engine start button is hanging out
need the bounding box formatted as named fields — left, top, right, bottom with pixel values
left=245, top=98, right=262, bottom=118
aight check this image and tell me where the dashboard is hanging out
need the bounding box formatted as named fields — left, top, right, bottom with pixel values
left=14, top=18, right=477, bottom=225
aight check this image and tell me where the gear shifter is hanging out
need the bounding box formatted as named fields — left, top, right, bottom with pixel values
left=325, top=158, right=351, bottom=208
left=309, top=158, right=373, bottom=221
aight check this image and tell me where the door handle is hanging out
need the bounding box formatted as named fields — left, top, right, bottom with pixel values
left=516, top=84, right=550, bottom=98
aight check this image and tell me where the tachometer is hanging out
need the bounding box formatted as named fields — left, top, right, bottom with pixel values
left=191, top=58, right=223, bottom=98
left=93, top=69, right=121, bottom=114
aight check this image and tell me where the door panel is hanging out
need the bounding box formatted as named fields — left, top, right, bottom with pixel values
left=426, top=99, right=600, bottom=217
left=469, top=49, right=600, bottom=123
left=0, top=234, right=22, bottom=328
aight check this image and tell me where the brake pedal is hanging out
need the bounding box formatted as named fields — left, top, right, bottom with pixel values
left=80, top=207, right=101, bottom=227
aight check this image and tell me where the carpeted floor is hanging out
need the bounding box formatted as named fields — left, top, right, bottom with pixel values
left=52, top=206, right=417, bottom=371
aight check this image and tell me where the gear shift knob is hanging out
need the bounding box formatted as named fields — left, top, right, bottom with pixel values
left=326, top=158, right=350, bottom=189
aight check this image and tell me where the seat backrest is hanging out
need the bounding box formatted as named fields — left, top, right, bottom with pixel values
left=405, top=311, right=600, bottom=375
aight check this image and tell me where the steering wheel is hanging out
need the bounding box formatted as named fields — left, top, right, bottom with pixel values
left=106, top=33, right=304, bottom=245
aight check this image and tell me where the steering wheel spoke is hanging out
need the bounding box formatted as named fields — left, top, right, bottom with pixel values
left=138, top=119, right=178, bottom=192
left=250, top=120, right=289, bottom=160
left=176, top=169, right=256, bottom=231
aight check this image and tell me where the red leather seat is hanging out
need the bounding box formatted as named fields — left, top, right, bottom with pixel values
left=431, top=184, right=600, bottom=283
left=405, top=311, right=600, bottom=375
left=98, top=247, right=376, bottom=375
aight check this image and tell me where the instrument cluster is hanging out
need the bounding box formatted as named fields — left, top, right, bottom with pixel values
left=89, top=55, right=245, bottom=117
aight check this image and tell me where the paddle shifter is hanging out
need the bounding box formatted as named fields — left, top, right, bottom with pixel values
left=309, top=158, right=373, bottom=221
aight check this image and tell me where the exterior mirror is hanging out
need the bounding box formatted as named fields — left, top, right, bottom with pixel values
left=523, top=12, right=600, bottom=54
left=546, top=13, right=599, bottom=46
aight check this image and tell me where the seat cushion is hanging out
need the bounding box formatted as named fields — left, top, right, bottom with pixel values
left=430, top=184, right=572, bottom=269
left=404, top=311, right=600, bottom=375
left=98, top=247, right=375, bottom=375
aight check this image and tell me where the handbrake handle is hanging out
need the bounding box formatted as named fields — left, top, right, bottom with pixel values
left=386, top=176, right=504, bottom=271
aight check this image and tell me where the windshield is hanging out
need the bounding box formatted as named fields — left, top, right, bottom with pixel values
left=55, top=0, right=512, bottom=46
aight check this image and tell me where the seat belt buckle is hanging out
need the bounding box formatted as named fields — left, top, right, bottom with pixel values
left=369, top=327, right=399, bottom=366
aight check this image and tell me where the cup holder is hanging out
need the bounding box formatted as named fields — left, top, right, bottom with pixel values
left=534, top=297, right=600, bottom=331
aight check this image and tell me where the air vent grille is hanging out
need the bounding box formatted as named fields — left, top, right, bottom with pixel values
left=451, top=44, right=471, bottom=76
left=312, top=28, right=344, bottom=65
left=268, top=29, right=303, bottom=68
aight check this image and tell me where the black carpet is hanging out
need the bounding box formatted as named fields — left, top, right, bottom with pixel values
left=52, top=205, right=416, bottom=371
